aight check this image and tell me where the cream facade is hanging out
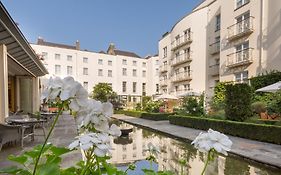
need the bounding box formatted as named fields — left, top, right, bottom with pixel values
left=0, top=2, right=48, bottom=123
left=159, top=0, right=281, bottom=103
left=31, top=39, right=160, bottom=104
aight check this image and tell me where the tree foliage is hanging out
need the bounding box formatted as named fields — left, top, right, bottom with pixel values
left=91, top=83, right=117, bottom=103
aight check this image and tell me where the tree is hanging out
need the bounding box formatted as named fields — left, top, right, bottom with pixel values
left=91, top=83, right=117, bottom=103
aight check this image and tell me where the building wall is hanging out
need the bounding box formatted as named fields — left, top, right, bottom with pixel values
left=31, top=44, right=159, bottom=100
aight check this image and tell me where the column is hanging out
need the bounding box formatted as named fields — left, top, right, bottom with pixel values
left=0, top=44, right=8, bottom=123
left=32, top=77, right=40, bottom=113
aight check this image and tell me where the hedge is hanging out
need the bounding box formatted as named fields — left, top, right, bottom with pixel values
left=115, top=110, right=171, bottom=121
left=169, top=115, right=281, bottom=144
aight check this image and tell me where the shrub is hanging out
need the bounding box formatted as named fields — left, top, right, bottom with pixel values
left=251, top=101, right=267, bottom=114
left=211, top=82, right=228, bottom=111
left=135, top=103, right=142, bottom=111
left=267, top=90, right=281, bottom=115
left=225, top=84, right=252, bottom=121
left=178, top=95, right=204, bottom=116
left=143, top=100, right=162, bottom=113
left=118, top=110, right=172, bottom=121
left=169, top=115, right=281, bottom=144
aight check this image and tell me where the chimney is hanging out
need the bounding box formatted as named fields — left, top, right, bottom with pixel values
left=37, top=36, right=44, bottom=45
left=107, top=43, right=116, bottom=55
left=75, top=40, right=80, bottom=50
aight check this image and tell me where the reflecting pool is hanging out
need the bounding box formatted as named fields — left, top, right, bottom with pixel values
left=110, top=121, right=280, bottom=175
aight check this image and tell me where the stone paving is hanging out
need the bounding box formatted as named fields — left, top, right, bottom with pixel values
left=0, top=114, right=81, bottom=168
left=113, top=114, right=281, bottom=169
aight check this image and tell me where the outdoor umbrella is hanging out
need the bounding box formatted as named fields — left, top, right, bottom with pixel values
left=155, top=94, right=178, bottom=100
left=177, top=91, right=201, bottom=97
left=256, top=81, right=281, bottom=93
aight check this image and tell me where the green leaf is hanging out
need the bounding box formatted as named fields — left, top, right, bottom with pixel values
left=8, top=155, right=28, bottom=165
left=0, top=166, right=22, bottom=174
left=36, top=163, right=60, bottom=175
left=49, top=146, right=72, bottom=156
left=46, top=154, right=62, bottom=164
left=60, top=167, right=77, bottom=175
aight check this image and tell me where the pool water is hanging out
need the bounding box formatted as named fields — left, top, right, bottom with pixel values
left=109, top=121, right=281, bottom=175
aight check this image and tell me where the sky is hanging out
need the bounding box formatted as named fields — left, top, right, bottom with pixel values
left=1, top=0, right=201, bottom=57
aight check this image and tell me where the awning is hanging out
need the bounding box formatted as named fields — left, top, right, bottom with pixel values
left=256, top=81, right=281, bottom=93
left=0, top=2, right=48, bottom=77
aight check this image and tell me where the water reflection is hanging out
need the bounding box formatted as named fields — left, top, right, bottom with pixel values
left=110, top=122, right=280, bottom=175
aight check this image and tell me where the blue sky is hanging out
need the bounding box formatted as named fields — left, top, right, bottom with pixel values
left=2, top=0, right=201, bottom=57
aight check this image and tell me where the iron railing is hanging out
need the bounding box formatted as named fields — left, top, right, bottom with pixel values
left=171, top=32, right=193, bottom=51
left=227, top=48, right=253, bottom=67
left=227, top=16, right=254, bottom=40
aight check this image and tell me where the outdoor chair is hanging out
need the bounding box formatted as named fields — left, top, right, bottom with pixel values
left=0, top=123, right=21, bottom=151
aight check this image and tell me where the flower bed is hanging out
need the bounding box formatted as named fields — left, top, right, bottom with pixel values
left=115, top=110, right=172, bottom=121
left=169, top=115, right=281, bottom=144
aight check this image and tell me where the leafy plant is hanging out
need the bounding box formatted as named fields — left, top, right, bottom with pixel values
left=91, top=83, right=118, bottom=103
left=251, top=101, right=267, bottom=114
left=178, top=94, right=204, bottom=116
left=225, top=84, right=252, bottom=121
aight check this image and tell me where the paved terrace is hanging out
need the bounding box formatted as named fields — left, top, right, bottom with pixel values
left=113, top=114, right=281, bottom=169
left=0, top=114, right=81, bottom=168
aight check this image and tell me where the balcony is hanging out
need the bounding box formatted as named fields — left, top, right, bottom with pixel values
left=209, top=41, right=220, bottom=55
left=160, top=79, right=168, bottom=87
left=171, top=33, right=193, bottom=51
left=159, top=65, right=168, bottom=73
left=171, top=53, right=192, bottom=67
left=227, top=48, right=253, bottom=68
left=209, top=64, right=219, bottom=76
left=171, top=71, right=192, bottom=83
left=227, top=17, right=254, bottom=41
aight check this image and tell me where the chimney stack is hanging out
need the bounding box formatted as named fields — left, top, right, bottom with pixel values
left=37, top=36, right=44, bottom=45
left=107, top=43, right=116, bottom=55
left=75, top=40, right=80, bottom=50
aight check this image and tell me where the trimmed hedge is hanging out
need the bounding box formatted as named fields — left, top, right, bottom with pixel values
left=169, top=115, right=281, bottom=144
left=115, top=110, right=171, bottom=121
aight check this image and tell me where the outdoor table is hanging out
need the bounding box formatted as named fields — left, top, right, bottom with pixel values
left=8, top=118, right=47, bottom=147
left=40, top=112, right=56, bottom=126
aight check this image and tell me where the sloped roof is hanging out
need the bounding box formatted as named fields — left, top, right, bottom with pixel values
left=37, top=39, right=77, bottom=50
left=114, top=49, right=141, bottom=58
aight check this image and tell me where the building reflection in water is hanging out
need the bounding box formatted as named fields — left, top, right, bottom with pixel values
left=109, top=122, right=280, bottom=175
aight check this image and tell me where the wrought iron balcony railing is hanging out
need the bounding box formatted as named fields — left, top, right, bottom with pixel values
left=171, top=71, right=192, bottom=83
left=171, top=53, right=192, bottom=67
left=209, top=41, right=220, bottom=55
left=159, top=78, right=168, bottom=87
left=171, top=33, right=193, bottom=51
left=159, top=65, right=168, bottom=73
left=227, top=17, right=254, bottom=41
left=227, top=48, right=253, bottom=68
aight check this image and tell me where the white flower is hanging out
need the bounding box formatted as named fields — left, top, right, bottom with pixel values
left=41, top=77, right=64, bottom=101
left=144, top=142, right=160, bottom=156
left=60, top=77, right=80, bottom=101
left=191, top=129, right=232, bottom=156
left=69, top=85, right=89, bottom=112
left=68, top=133, right=97, bottom=151
left=108, top=124, right=121, bottom=137
left=102, top=102, right=113, bottom=118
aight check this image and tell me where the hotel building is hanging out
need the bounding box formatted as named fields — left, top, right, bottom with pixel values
left=159, top=0, right=281, bottom=102
left=31, top=39, right=160, bottom=105
left=0, top=2, right=48, bottom=123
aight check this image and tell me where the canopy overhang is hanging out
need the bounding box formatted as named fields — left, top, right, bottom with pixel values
left=0, top=2, right=48, bottom=77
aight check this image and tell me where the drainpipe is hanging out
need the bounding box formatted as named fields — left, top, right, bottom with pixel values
left=259, top=0, right=264, bottom=73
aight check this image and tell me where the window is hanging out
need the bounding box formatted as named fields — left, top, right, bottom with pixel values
left=163, top=88, right=167, bottom=93
left=184, top=84, right=191, bottom=91
left=175, top=35, right=180, bottom=45
left=55, top=54, right=60, bottom=60
left=133, top=69, right=137, bottom=77
left=215, top=14, right=221, bottom=31
left=108, top=70, right=112, bottom=77
left=55, top=65, right=61, bottom=74
left=133, top=82, right=137, bottom=93
left=83, top=68, right=88, bottom=75
left=164, top=61, right=168, bottom=65
left=67, top=55, right=72, bottom=61
left=156, top=60, right=159, bottom=65
left=122, top=81, right=127, bottom=93
left=235, top=71, right=248, bottom=83
left=98, top=69, right=103, bottom=76
left=142, top=83, right=146, bottom=96
left=184, top=28, right=191, bottom=40
left=98, top=59, right=103, bottom=65
left=133, top=60, right=137, bottom=66
left=133, top=97, right=137, bottom=102
left=122, top=59, right=127, bottom=65
left=175, top=86, right=179, bottom=92
left=235, top=41, right=249, bottom=62
left=142, top=62, right=146, bottom=67
left=108, top=83, right=112, bottom=87
left=108, top=60, right=112, bottom=66
left=175, top=68, right=180, bottom=75
left=67, top=66, right=72, bottom=75
left=83, top=57, right=88, bottom=63
left=184, top=48, right=191, bottom=58
left=184, top=66, right=191, bottom=73
left=236, top=12, right=250, bottom=33
left=236, top=0, right=249, bottom=9
left=42, top=52, right=48, bottom=60
left=122, top=68, right=127, bottom=76
left=83, top=82, right=88, bottom=90
left=142, top=70, right=146, bottom=77
left=156, top=68, right=159, bottom=75
left=163, top=47, right=167, bottom=58
left=156, top=84, right=159, bottom=93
